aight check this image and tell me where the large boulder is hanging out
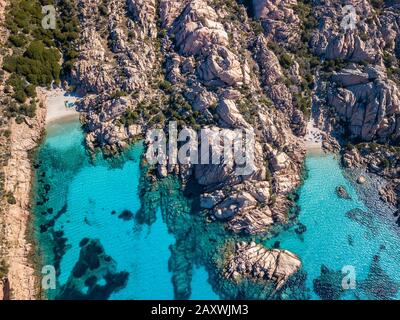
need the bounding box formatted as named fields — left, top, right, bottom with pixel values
left=172, top=0, right=228, bottom=56
left=198, top=46, right=246, bottom=87
left=224, top=242, right=301, bottom=290
left=253, top=0, right=300, bottom=44
left=328, top=66, right=400, bottom=142
left=216, top=99, right=249, bottom=128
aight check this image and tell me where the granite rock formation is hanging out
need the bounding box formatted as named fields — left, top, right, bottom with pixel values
left=224, top=241, right=302, bottom=291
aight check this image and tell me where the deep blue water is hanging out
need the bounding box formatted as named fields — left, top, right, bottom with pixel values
left=33, top=120, right=400, bottom=300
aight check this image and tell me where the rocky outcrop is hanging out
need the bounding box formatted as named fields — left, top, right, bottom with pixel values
left=336, top=185, right=351, bottom=200
left=224, top=241, right=301, bottom=291
left=71, top=0, right=157, bottom=154
left=151, top=0, right=306, bottom=235
left=253, top=0, right=301, bottom=45
left=327, top=65, right=400, bottom=142
left=310, top=1, right=378, bottom=62
left=0, top=90, right=47, bottom=300
left=172, top=0, right=228, bottom=56
left=198, top=46, right=247, bottom=87
left=306, top=1, right=400, bottom=213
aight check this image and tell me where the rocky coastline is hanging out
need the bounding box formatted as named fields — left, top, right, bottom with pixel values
left=0, top=0, right=40, bottom=300
left=63, top=0, right=312, bottom=295
left=2, top=0, right=400, bottom=300
left=0, top=89, right=47, bottom=300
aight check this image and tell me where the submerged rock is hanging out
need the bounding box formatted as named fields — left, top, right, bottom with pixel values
left=294, top=222, right=307, bottom=235
left=360, top=254, right=399, bottom=300
left=313, top=265, right=344, bottom=300
left=57, top=239, right=129, bottom=300
left=357, top=176, right=366, bottom=184
left=118, top=210, right=134, bottom=221
left=336, top=185, right=352, bottom=200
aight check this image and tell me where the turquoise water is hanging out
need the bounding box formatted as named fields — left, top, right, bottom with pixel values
left=33, top=120, right=400, bottom=300
left=33, top=120, right=218, bottom=299
left=267, top=154, right=400, bottom=300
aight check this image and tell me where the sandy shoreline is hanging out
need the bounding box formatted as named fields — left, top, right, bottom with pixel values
left=304, top=119, right=324, bottom=155
left=41, top=88, right=79, bottom=124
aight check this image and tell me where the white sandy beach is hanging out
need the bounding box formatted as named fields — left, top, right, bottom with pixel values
left=42, top=88, right=79, bottom=124
left=304, top=119, right=324, bottom=154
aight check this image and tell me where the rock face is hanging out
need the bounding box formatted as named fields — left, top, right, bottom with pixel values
left=172, top=0, right=229, bottom=56
left=327, top=65, right=400, bottom=142
left=149, top=0, right=306, bottom=235
left=0, top=90, right=47, bottom=300
left=307, top=1, right=400, bottom=209
left=253, top=0, right=301, bottom=45
left=71, top=0, right=160, bottom=154
left=311, top=1, right=400, bottom=145
left=224, top=242, right=301, bottom=291
left=310, top=1, right=377, bottom=62
left=70, top=0, right=307, bottom=237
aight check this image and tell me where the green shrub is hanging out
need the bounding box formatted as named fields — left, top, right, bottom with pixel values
left=9, top=34, right=27, bottom=47
left=13, top=90, right=27, bottom=103
left=159, top=80, right=173, bottom=93
left=0, top=259, right=9, bottom=278
left=6, top=193, right=17, bottom=205
left=381, top=158, right=390, bottom=169
left=120, top=110, right=140, bottom=126
left=280, top=53, right=293, bottom=69
left=2, top=56, right=17, bottom=73
left=99, top=4, right=108, bottom=15
left=110, top=90, right=128, bottom=99
left=24, top=84, right=36, bottom=97
left=15, top=115, right=24, bottom=124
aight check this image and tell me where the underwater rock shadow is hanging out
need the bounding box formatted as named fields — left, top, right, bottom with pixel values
left=360, top=250, right=399, bottom=300
left=56, top=239, right=129, bottom=300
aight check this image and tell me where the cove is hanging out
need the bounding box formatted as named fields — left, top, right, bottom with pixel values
left=32, top=118, right=400, bottom=300
left=32, top=119, right=218, bottom=299
left=267, top=154, right=400, bottom=300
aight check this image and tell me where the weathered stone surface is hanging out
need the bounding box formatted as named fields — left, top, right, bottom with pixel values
left=216, top=99, right=249, bottom=128
left=253, top=0, right=300, bottom=44
left=198, top=46, right=246, bottom=87
left=357, top=175, right=366, bottom=184
left=225, top=241, right=301, bottom=290
left=328, top=66, right=400, bottom=142
left=172, top=0, right=228, bottom=56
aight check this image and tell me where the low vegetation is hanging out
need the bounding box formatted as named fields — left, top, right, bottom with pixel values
left=0, top=259, right=9, bottom=278
left=1, top=0, right=79, bottom=120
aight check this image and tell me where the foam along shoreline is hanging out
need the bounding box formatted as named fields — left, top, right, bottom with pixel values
left=41, top=88, right=79, bottom=124
left=304, top=119, right=324, bottom=155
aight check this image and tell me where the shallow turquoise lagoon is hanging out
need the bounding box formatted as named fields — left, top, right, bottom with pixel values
left=34, top=120, right=218, bottom=299
left=34, top=120, right=400, bottom=300
left=267, top=154, right=400, bottom=300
